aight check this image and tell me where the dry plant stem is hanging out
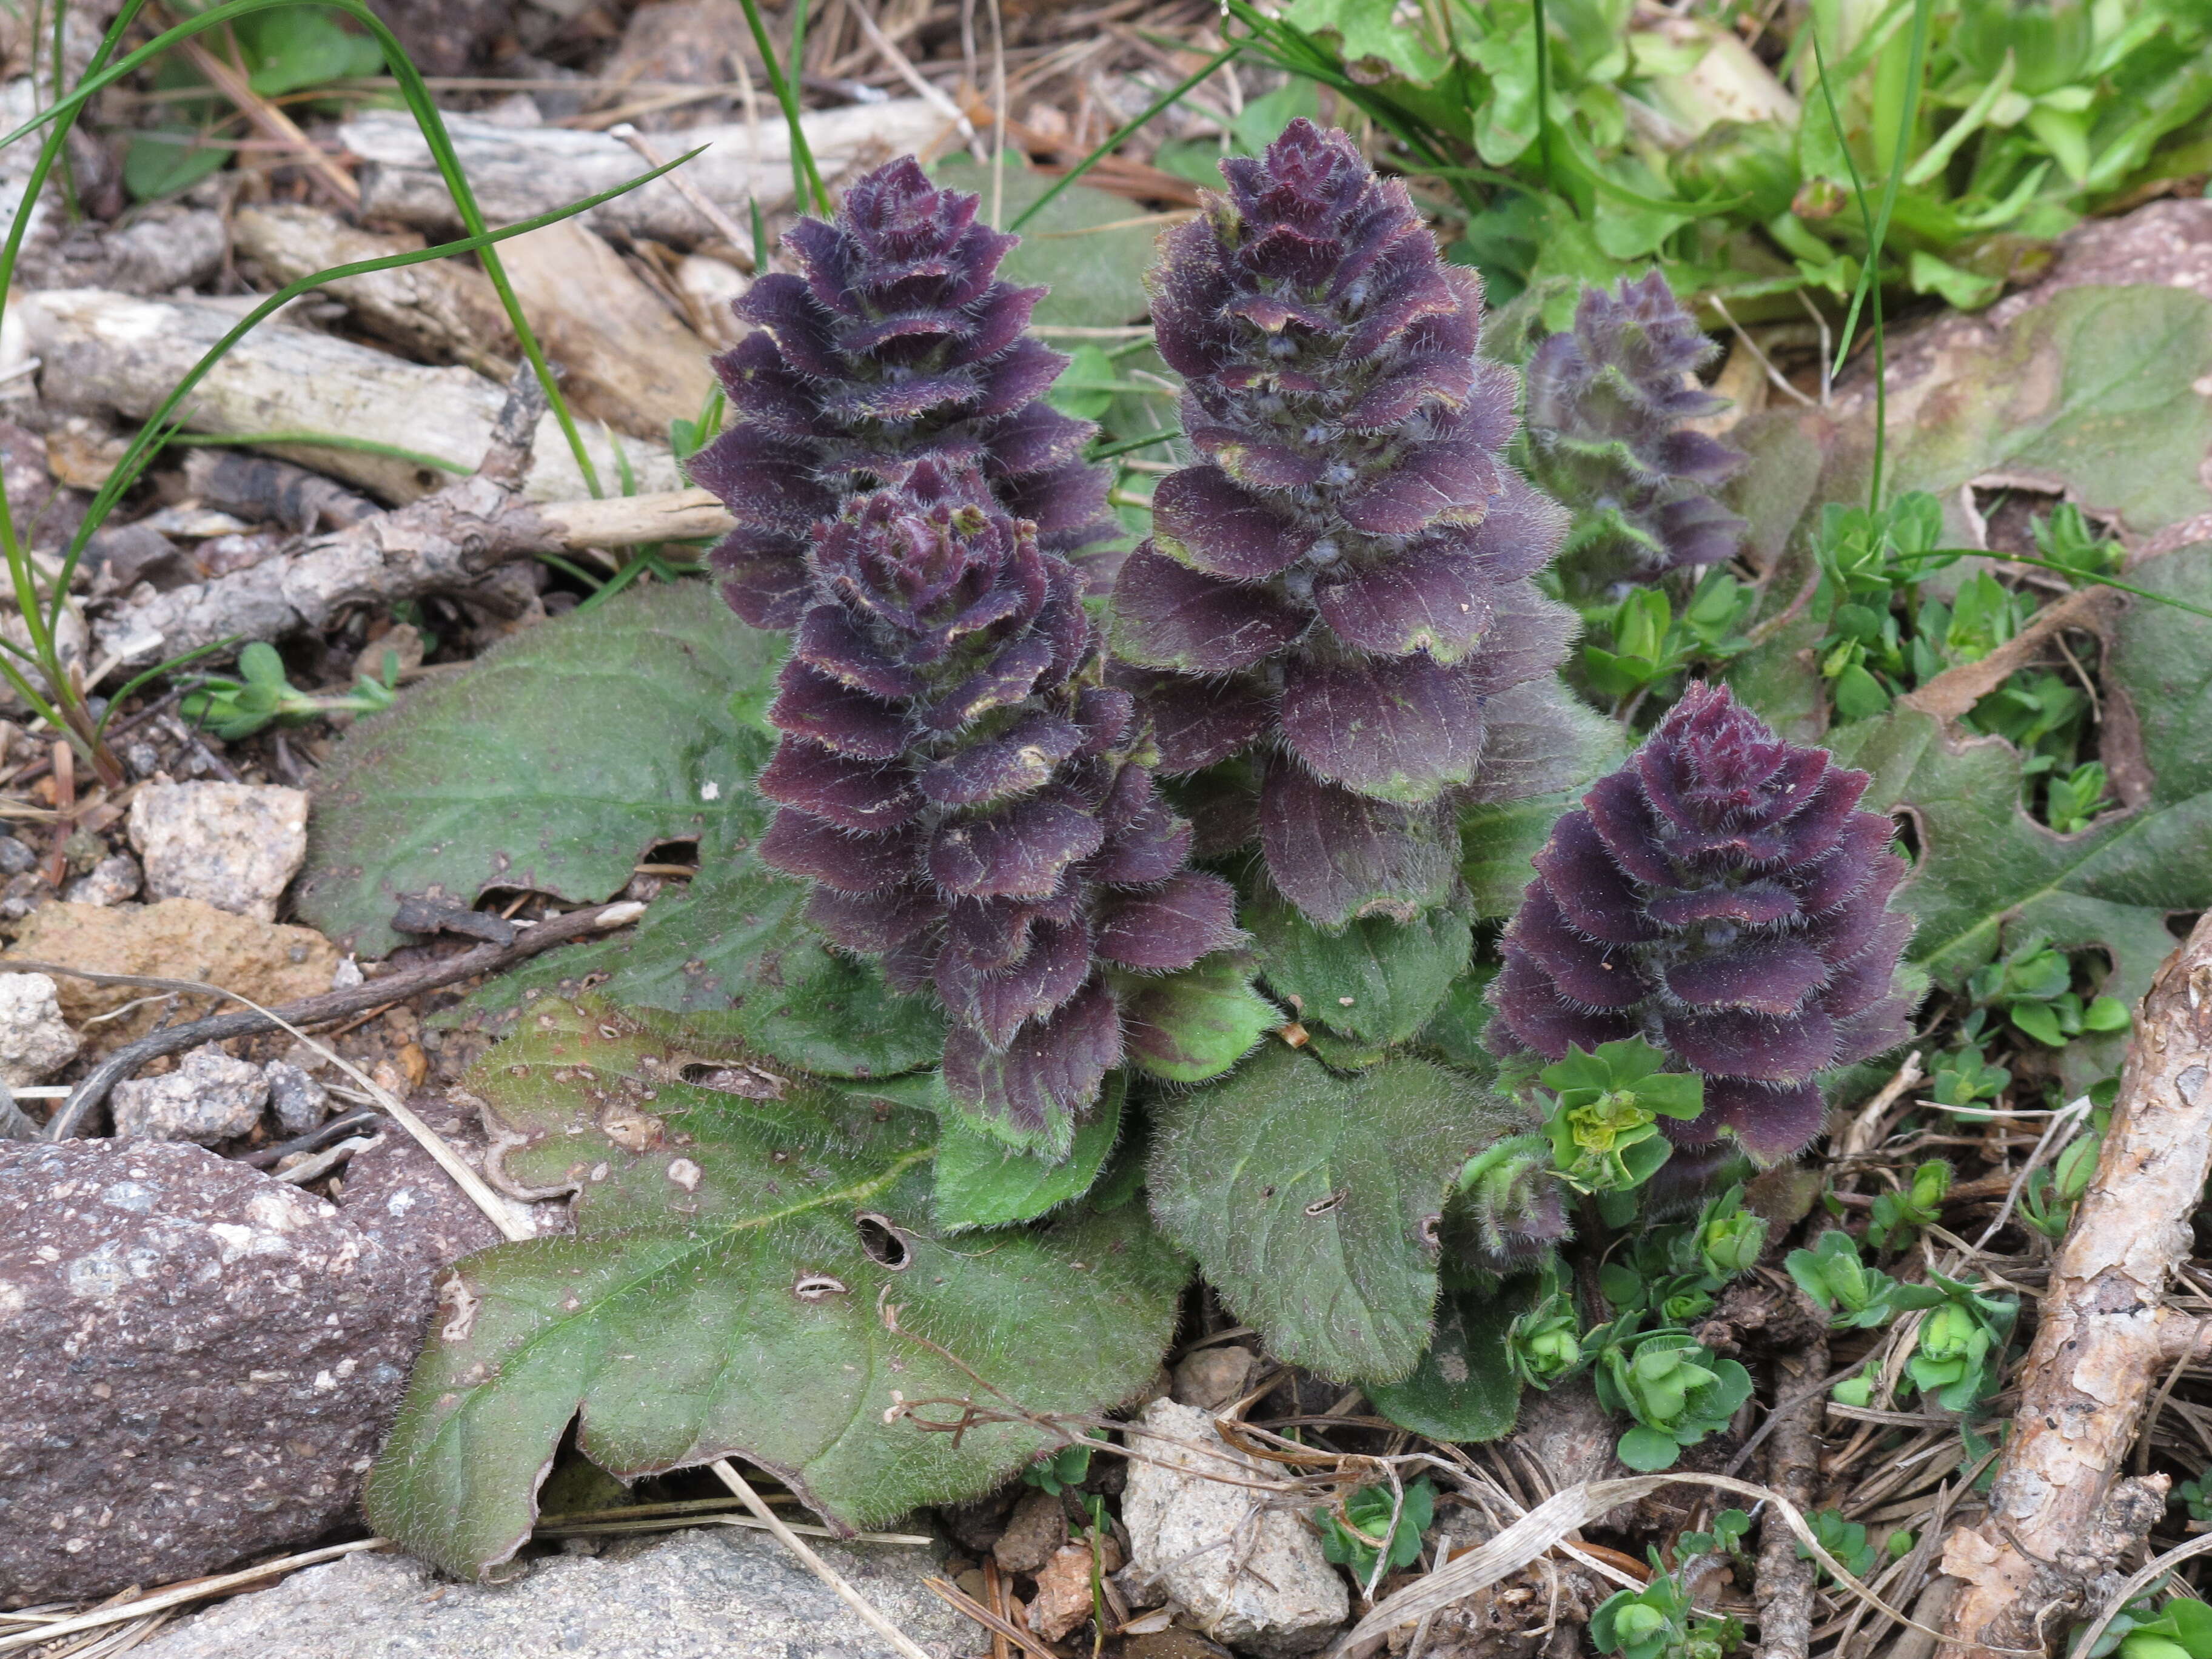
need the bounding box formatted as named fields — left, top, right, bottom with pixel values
left=707, top=1460, right=937, bottom=1659
left=169, top=30, right=361, bottom=207
left=28, top=899, right=641, bottom=1139
left=1754, top=1337, right=1829, bottom=1659
left=0, top=1540, right=390, bottom=1655
left=1936, top=910, right=2212, bottom=1659
left=1900, top=583, right=2116, bottom=721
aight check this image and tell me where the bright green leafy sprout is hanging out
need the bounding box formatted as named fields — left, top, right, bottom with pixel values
left=1868, top=1161, right=1954, bottom=1253
left=2174, top=1473, right=2212, bottom=1529
left=1785, top=1231, right=1945, bottom=1331
left=1024, top=1434, right=1100, bottom=1496
left=1929, top=1022, right=2012, bottom=1115
left=1969, top=931, right=2130, bottom=1048
left=2020, top=1130, right=2102, bottom=1242
left=1315, top=1479, right=1435, bottom=1581
left=1589, top=1567, right=1743, bottom=1659
left=1540, top=1039, right=1704, bottom=1196
left=1581, top=573, right=1756, bottom=702
left=181, top=642, right=399, bottom=742
left=1905, top=1277, right=2019, bottom=1413
left=2030, top=503, right=2123, bottom=587
left=2046, top=762, right=2113, bottom=834
left=2079, top=1591, right=2212, bottom=1659
left=668, top=384, right=726, bottom=463
left=1796, top=1508, right=1912, bottom=1586
left=1678, top=1509, right=1752, bottom=1564
left=1506, top=1279, right=1585, bottom=1390
left=1696, top=1184, right=1769, bottom=1279
left=1592, top=1330, right=1754, bottom=1473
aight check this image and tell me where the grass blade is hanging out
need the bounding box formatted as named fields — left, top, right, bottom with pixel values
left=1008, top=41, right=1239, bottom=233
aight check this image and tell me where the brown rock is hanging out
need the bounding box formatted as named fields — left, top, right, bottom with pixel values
left=5, top=898, right=339, bottom=1038
left=1029, top=1543, right=1099, bottom=1641
left=993, top=1486, right=1069, bottom=1574
left=337, top=1122, right=512, bottom=1323
left=1171, top=1344, right=1258, bottom=1412
left=0, top=1141, right=420, bottom=1604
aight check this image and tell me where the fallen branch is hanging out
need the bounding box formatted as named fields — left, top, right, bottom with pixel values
left=1899, top=584, right=2117, bottom=722
left=1935, top=911, right=2212, bottom=1658
left=1752, top=1338, right=1829, bottom=1659
left=22, top=288, right=681, bottom=506
left=25, top=897, right=643, bottom=1140
left=338, top=101, right=954, bottom=244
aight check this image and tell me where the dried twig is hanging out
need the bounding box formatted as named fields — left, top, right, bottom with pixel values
left=1753, top=1338, right=1830, bottom=1659
left=1936, top=911, right=2212, bottom=1658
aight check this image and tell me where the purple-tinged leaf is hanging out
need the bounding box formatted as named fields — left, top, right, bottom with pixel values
left=1695, top=1076, right=1827, bottom=1162
left=928, top=794, right=1106, bottom=899
left=943, top=979, right=1123, bottom=1156
left=1152, top=466, right=1309, bottom=580
left=1259, top=759, right=1456, bottom=927
left=757, top=740, right=917, bottom=833
left=1663, top=941, right=1828, bottom=1014
left=915, top=713, right=1084, bottom=808
left=1278, top=653, right=1485, bottom=804
left=1313, top=545, right=1493, bottom=662
left=768, top=663, right=911, bottom=762
left=794, top=607, right=925, bottom=701
left=759, top=808, right=919, bottom=893
left=1337, top=437, right=1500, bottom=535
left=1094, top=871, right=1241, bottom=971
left=1112, top=665, right=1273, bottom=775
left=1110, top=548, right=1306, bottom=674
left=937, top=917, right=1093, bottom=1049
left=804, top=883, right=944, bottom=952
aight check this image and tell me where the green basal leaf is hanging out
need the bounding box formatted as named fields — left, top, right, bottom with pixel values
left=1366, top=1277, right=1528, bottom=1442
left=1247, top=896, right=1473, bottom=1046
left=366, top=998, right=1187, bottom=1580
left=932, top=156, right=1155, bottom=329
left=1116, top=954, right=1279, bottom=1084
left=298, top=581, right=783, bottom=959
left=934, top=1077, right=1124, bottom=1231
left=1149, top=1043, right=1520, bottom=1382
left=1416, top=967, right=1499, bottom=1075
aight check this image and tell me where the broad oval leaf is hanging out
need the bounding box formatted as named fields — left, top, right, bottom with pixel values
left=1247, top=896, right=1472, bottom=1046
left=1366, top=1279, right=1527, bottom=1442
left=366, top=1000, right=1186, bottom=1579
left=1148, top=1044, right=1520, bottom=1382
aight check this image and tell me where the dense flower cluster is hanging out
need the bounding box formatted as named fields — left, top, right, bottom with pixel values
left=691, top=156, right=1116, bottom=628
left=1108, top=119, right=1572, bottom=927
left=1493, top=682, right=1912, bottom=1164
left=1522, top=273, right=1746, bottom=592
left=757, top=458, right=1241, bottom=1153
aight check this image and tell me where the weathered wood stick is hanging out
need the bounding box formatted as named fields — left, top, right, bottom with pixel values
left=337, top=101, right=954, bottom=244
left=1935, top=911, right=2212, bottom=1657
left=21, top=289, right=683, bottom=505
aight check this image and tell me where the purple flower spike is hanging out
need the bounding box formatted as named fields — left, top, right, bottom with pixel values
left=757, top=458, right=1242, bottom=1158
left=1523, top=272, right=1747, bottom=591
left=1108, top=119, right=1572, bottom=926
left=1492, top=682, right=1915, bottom=1165
left=692, top=156, right=1118, bottom=629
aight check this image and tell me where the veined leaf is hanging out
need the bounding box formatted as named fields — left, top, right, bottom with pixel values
left=366, top=999, right=1186, bottom=1580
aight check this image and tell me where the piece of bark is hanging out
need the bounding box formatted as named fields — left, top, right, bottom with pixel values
left=497, top=217, right=719, bottom=438
left=230, top=203, right=519, bottom=381
left=337, top=100, right=955, bottom=245
left=1753, top=1339, right=1828, bottom=1659
left=93, top=484, right=736, bottom=660
left=1936, top=911, right=2212, bottom=1658
left=21, top=288, right=681, bottom=505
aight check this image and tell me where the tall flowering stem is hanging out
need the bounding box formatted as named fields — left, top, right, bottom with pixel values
left=1523, top=273, right=1746, bottom=594
left=1110, top=119, right=1573, bottom=928
left=757, top=460, right=1241, bottom=1155
left=1493, top=682, right=1914, bottom=1166
left=691, top=157, right=1116, bottom=629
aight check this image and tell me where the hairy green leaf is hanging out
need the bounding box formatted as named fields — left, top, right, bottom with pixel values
left=935, top=1078, right=1124, bottom=1230
left=1366, top=1279, right=1527, bottom=1442
left=1116, top=954, right=1279, bottom=1083
left=1148, top=1044, right=1517, bottom=1382
left=1247, top=899, right=1473, bottom=1045
left=366, top=999, right=1186, bottom=1580
left=933, top=156, right=1156, bottom=329
left=298, top=582, right=782, bottom=958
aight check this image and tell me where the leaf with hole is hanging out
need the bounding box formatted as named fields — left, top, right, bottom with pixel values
left=298, top=581, right=783, bottom=959
left=1247, top=897, right=1473, bottom=1046
left=1148, top=1043, right=1524, bottom=1382
left=364, top=998, right=1187, bottom=1580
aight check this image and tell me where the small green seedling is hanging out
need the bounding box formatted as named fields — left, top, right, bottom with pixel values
left=1315, top=1478, right=1434, bottom=1581
left=181, top=642, right=399, bottom=740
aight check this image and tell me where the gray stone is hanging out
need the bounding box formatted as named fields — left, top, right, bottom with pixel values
left=0, top=835, right=36, bottom=876
left=130, top=1526, right=973, bottom=1659
left=62, top=850, right=141, bottom=907
left=1121, top=1399, right=1348, bottom=1657
left=0, top=1141, right=420, bottom=1603
left=127, top=781, right=309, bottom=921
left=110, top=1043, right=269, bottom=1143
left=0, top=971, right=79, bottom=1086
left=335, top=1126, right=508, bottom=1321
left=264, top=1058, right=331, bottom=1136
